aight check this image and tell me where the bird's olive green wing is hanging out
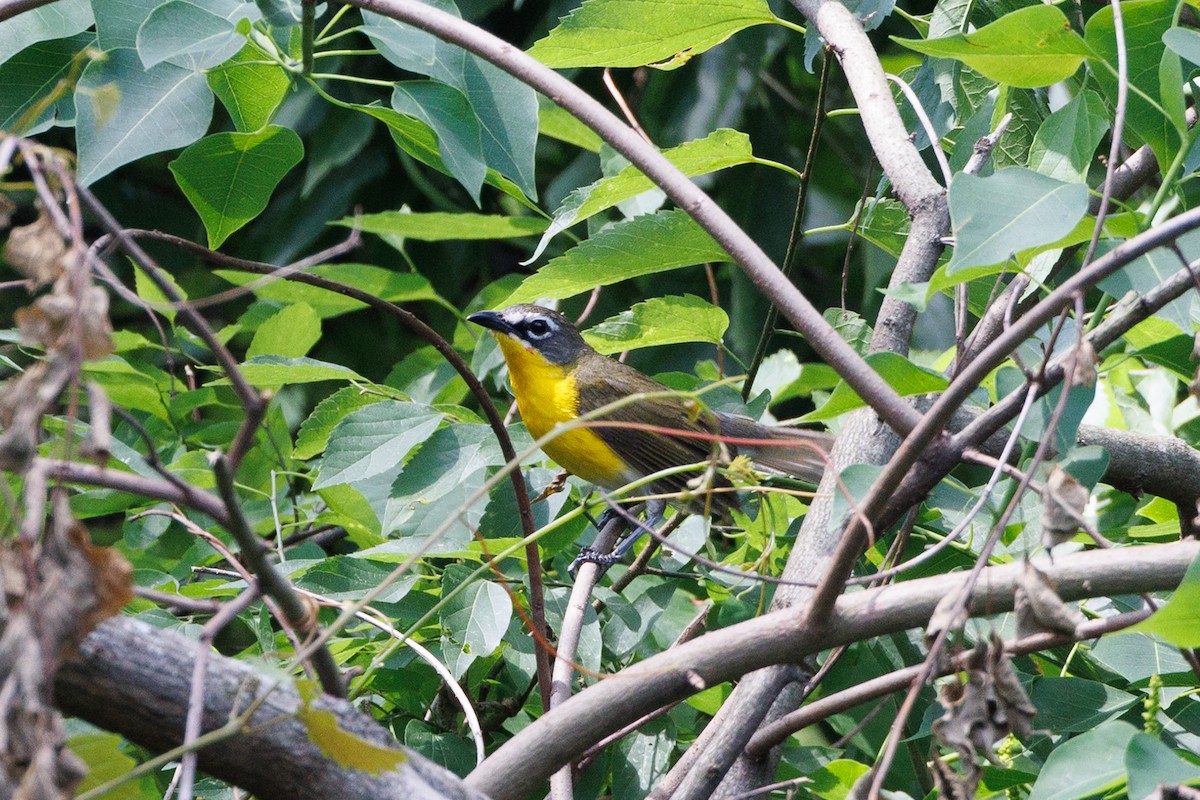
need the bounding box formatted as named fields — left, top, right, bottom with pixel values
left=574, top=356, right=736, bottom=514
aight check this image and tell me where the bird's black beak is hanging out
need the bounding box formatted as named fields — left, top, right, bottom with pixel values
left=467, top=310, right=514, bottom=335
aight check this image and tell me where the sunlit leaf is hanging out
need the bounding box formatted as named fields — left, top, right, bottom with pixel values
left=893, top=5, right=1090, bottom=88
left=505, top=209, right=731, bottom=305
left=584, top=295, right=729, bottom=355
left=527, top=0, right=778, bottom=69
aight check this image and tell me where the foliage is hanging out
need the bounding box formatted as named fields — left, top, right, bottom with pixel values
left=2, top=0, right=1200, bottom=798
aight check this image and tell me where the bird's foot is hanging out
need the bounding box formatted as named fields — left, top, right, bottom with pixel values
left=568, top=546, right=620, bottom=576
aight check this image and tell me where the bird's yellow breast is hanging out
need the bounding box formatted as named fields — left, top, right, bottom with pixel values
left=495, top=335, right=631, bottom=488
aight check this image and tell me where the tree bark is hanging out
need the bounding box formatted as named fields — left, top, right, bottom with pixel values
left=54, top=616, right=490, bottom=800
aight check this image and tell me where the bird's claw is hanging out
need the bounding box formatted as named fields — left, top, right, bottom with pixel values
left=568, top=546, right=619, bottom=576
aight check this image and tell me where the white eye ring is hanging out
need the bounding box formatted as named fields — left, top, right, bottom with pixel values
left=526, top=318, right=553, bottom=338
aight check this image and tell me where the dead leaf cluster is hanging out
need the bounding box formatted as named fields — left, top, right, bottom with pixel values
left=931, top=634, right=1035, bottom=799
left=0, top=492, right=131, bottom=799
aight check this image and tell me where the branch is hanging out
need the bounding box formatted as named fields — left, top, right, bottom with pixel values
left=344, top=0, right=921, bottom=437
left=36, top=458, right=230, bottom=527
left=744, top=608, right=1152, bottom=756
left=807, top=205, right=1200, bottom=625
left=137, top=231, right=553, bottom=710
left=211, top=454, right=345, bottom=698
left=0, top=0, right=56, bottom=21
left=54, top=616, right=488, bottom=800
left=466, top=539, right=1200, bottom=800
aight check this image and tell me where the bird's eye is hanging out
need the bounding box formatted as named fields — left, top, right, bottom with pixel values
left=527, top=318, right=552, bottom=338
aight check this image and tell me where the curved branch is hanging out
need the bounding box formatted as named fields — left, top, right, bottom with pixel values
left=344, top=0, right=920, bottom=437
left=54, top=617, right=488, bottom=800
left=466, top=539, right=1199, bottom=800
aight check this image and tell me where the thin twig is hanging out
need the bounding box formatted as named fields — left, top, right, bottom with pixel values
left=211, top=453, right=346, bottom=698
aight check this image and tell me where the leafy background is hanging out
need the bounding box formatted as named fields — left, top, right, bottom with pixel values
left=2, top=0, right=1200, bottom=798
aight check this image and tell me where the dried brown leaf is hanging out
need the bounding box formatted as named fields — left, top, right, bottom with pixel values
left=926, top=590, right=968, bottom=657
left=1041, top=465, right=1089, bottom=548
left=14, top=284, right=112, bottom=359
left=1016, top=560, right=1085, bottom=638
left=3, top=211, right=66, bottom=286
left=0, top=194, right=15, bottom=231
left=932, top=636, right=1036, bottom=795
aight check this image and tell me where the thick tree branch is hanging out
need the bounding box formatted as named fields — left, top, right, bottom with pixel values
left=467, top=539, right=1199, bottom=800
left=54, top=616, right=488, bottom=800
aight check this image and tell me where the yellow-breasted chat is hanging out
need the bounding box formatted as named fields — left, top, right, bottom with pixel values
left=468, top=303, right=831, bottom=564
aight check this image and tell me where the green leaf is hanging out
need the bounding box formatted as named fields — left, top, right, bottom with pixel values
left=801, top=352, right=949, bottom=422
left=1086, top=0, right=1184, bottom=170
left=247, top=302, right=321, bottom=359
left=71, top=732, right=156, bottom=799
left=362, top=4, right=539, bottom=199
left=442, top=578, right=513, bottom=678
left=296, top=556, right=416, bottom=603
left=1128, top=549, right=1200, bottom=647
left=169, top=126, right=303, bottom=248
left=1098, top=246, right=1193, bottom=334
left=315, top=401, right=443, bottom=490
left=75, top=48, right=214, bottom=185
left=132, top=261, right=186, bottom=324
left=84, top=356, right=171, bottom=421
left=381, top=424, right=505, bottom=542
left=0, top=0, right=92, bottom=64
left=215, top=263, right=450, bottom=318
left=235, top=355, right=366, bottom=387
left=1030, top=677, right=1137, bottom=733
left=892, top=5, right=1090, bottom=88
left=0, top=33, right=94, bottom=135
left=136, top=0, right=245, bottom=70
left=946, top=167, right=1088, bottom=273
left=849, top=198, right=910, bottom=258
left=335, top=99, right=529, bottom=206
left=339, top=211, right=547, bottom=242
left=206, top=43, right=290, bottom=132
left=538, top=97, right=603, bottom=152
left=391, top=81, right=487, bottom=203
left=806, top=759, right=872, bottom=800
left=1125, top=733, right=1200, bottom=800
left=527, top=0, right=778, bottom=69
left=295, top=386, right=388, bottom=461
left=529, top=129, right=775, bottom=262
left=1164, top=26, right=1200, bottom=67
left=92, top=0, right=166, bottom=50
left=1028, top=721, right=1137, bottom=800
left=505, top=209, right=731, bottom=305
left=1029, top=90, right=1110, bottom=183
left=583, top=295, right=729, bottom=355
left=296, top=681, right=408, bottom=774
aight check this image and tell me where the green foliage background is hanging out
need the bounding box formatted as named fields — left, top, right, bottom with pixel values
left=3, top=0, right=1200, bottom=798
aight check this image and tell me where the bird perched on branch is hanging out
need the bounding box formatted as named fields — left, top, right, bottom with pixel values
left=469, top=304, right=831, bottom=565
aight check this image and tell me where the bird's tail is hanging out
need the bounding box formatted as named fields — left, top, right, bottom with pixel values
left=714, top=413, right=832, bottom=484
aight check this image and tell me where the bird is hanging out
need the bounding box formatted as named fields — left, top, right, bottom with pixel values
left=468, top=304, right=831, bottom=565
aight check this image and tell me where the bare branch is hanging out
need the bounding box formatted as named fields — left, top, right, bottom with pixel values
left=466, top=539, right=1200, bottom=800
